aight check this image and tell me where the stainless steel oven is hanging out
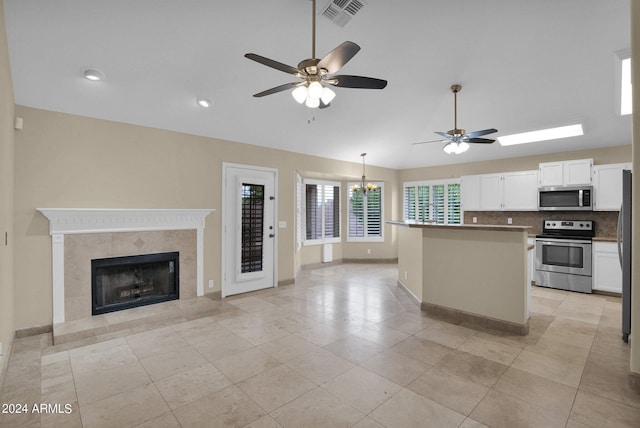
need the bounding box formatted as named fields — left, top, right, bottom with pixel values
left=535, top=220, right=594, bottom=293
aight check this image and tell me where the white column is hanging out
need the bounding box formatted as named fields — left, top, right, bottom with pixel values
left=51, top=234, right=65, bottom=324
left=196, top=226, right=204, bottom=297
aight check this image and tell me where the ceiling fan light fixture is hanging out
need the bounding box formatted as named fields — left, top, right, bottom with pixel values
left=292, top=85, right=308, bottom=104
left=320, top=86, right=336, bottom=104
left=305, top=96, right=320, bottom=108
left=308, top=81, right=324, bottom=99
left=443, top=141, right=469, bottom=155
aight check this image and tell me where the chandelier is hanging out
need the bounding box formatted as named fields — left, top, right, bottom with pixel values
left=351, top=153, right=378, bottom=196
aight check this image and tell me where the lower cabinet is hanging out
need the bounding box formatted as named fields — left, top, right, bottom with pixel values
left=593, top=242, right=622, bottom=294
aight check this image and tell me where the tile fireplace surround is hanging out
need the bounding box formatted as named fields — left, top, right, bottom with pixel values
left=38, top=209, right=214, bottom=330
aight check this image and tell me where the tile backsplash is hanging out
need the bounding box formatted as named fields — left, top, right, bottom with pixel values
left=463, top=211, right=619, bottom=237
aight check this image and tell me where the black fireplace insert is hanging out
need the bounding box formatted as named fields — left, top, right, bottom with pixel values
left=91, top=252, right=179, bottom=315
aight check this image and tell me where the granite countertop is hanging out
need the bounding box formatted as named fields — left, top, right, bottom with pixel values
left=388, top=220, right=531, bottom=232
left=592, top=236, right=617, bottom=242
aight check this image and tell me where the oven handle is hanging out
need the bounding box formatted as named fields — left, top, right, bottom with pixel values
left=536, top=238, right=592, bottom=246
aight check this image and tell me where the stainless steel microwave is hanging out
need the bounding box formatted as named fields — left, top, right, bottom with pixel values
left=538, top=186, right=593, bottom=211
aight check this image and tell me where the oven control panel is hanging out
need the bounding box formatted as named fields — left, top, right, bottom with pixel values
left=544, top=220, right=593, bottom=231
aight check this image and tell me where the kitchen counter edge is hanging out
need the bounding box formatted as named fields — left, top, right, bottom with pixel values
left=387, top=221, right=531, bottom=232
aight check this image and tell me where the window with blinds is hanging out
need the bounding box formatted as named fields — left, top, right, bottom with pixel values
left=303, top=180, right=340, bottom=245
left=403, top=179, right=461, bottom=225
left=348, top=183, right=384, bottom=242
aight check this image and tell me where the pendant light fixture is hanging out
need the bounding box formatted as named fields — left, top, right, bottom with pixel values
left=351, top=153, right=377, bottom=196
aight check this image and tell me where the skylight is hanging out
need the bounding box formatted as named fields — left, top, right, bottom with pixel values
left=621, top=57, right=632, bottom=116
left=498, top=124, right=584, bottom=146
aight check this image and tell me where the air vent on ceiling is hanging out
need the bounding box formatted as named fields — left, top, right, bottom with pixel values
left=320, top=0, right=367, bottom=28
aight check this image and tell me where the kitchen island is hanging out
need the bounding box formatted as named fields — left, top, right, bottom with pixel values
left=390, top=221, right=531, bottom=334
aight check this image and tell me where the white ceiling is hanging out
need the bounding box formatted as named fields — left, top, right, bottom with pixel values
left=3, top=0, right=632, bottom=169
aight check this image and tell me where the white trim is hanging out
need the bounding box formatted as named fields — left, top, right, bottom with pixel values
left=38, top=208, right=214, bottom=324
left=221, top=163, right=279, bottom=299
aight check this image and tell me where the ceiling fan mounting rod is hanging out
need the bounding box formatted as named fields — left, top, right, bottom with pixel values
left=450, top=84, right=464, bottom=136
left=312, top=0, right=316, bottom=59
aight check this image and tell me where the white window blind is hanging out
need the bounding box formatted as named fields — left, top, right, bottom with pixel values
left=403, top=179, right=461, bottom=225
left=348, top=183, right=383, bottom=242
left=304, top=180, right=340, bottom=245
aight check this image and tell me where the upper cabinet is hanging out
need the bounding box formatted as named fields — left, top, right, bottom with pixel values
left=503, top=170, right=539, bottom=210
left=539, top=159, right=593, bottom=187
left=593, top=163, right=632, bottom=211
left=461, top=170, right=538, bottom=211
left=460, top=175, right=481, bottom=211
left=479, top=174, right=503, bottom=211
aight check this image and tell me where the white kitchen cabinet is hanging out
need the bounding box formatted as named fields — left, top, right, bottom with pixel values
left=503, top=170, right=538, bottom=210
left=480, top=174, right=503, bottom=210
left=461, top=170, right=538, bottom=212
left=538, top=161, right=564, bottom=186
left=539, top=159, right=593, bottom=186
left=593, top=163, right=632, bottom=211
left=461, top=175, right=481, bottom=211
left=593, top=242, right=622, bottom=294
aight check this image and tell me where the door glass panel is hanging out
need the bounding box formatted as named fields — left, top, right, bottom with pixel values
left=241, top=183, right=264, bottom=273
left=542, top=244, right=583, bottom=268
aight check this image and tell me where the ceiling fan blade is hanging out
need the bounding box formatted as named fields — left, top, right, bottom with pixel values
left=466, top=128, right=498, bottom=138
left=434, top=131, right=451, bottom=138
left=412, top=139, right=446, bottom=145
left=468, top=137, right=495, bottom=144
left=332, top=75, right=388, bottom=89
left=317, top=41, right=361, bottom=74
left=319, top=100, right=331, bottom=109
left=252, top=82, right=298, bottom=97
left=245, top=53, right=300, bottom=75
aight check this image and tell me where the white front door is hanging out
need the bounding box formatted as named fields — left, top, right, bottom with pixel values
left=223, top=164, right=277, bottom=297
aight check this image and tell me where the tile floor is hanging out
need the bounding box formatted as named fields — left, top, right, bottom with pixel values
left=1, top=263, right=639, bottom=427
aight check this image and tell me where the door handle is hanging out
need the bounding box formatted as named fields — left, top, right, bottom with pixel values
left=269, top=233, right=275, bottom=238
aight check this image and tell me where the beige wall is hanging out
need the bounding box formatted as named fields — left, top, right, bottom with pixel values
left=12, top=106, right=400, bottom=329
left=396, top=226, right=423, bottom=301
left=400, top=145, right=631, bottom=183
left=0, top=0, right=15, bottom=379
left=630, top=0, right=639, bottom=375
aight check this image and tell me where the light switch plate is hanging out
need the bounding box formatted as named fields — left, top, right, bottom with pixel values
left=278, top=221, right=287, bottom=228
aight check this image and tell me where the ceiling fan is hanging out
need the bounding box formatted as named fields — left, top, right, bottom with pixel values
left=244, top=0, right=387, bottom=109
left=414, top=85, right=497, bottom=154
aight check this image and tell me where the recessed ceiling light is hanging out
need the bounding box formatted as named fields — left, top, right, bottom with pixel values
left=197, top=98, right=213, bottom=108
left=83, top=68, right=104, bottom=81
left=498, top=124, right=583, bottom=146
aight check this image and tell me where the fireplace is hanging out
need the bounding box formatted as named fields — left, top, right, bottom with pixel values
left=91, top=252, right=179, bottom=315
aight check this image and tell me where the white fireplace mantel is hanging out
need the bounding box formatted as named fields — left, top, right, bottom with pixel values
left=38, top=208, right=215, bottom=324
